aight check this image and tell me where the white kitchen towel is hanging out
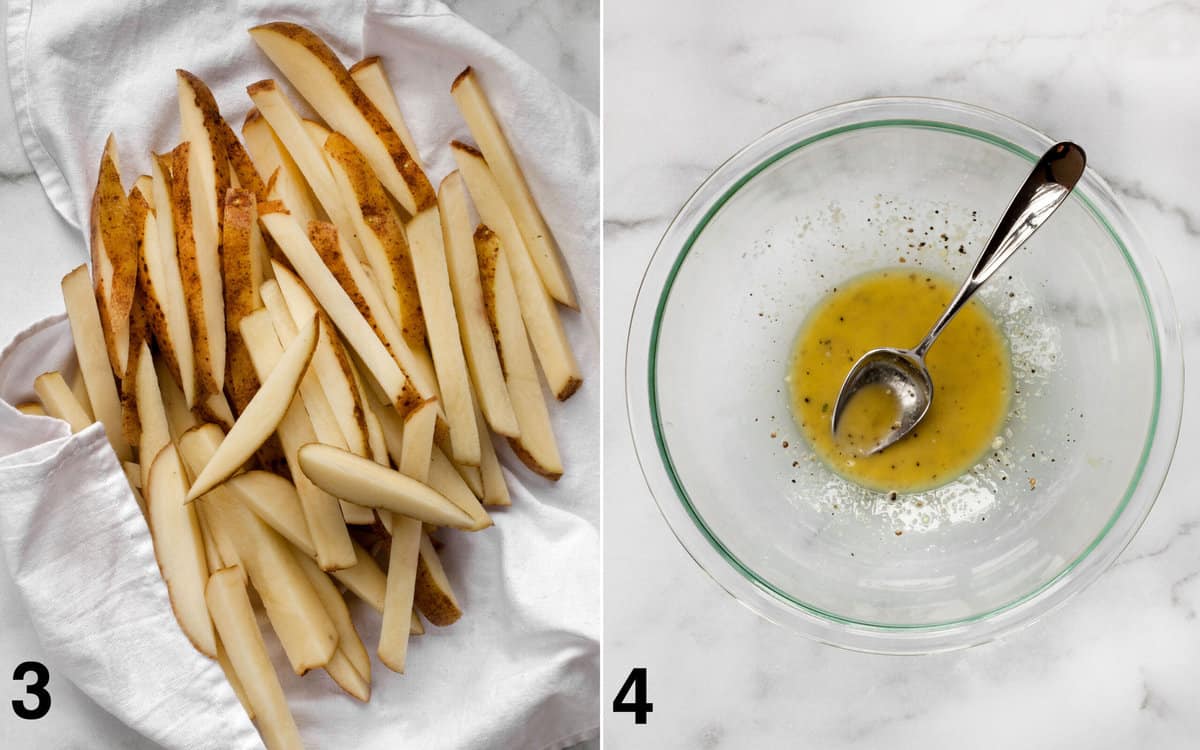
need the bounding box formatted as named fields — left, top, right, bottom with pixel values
left=3, top=1, right=600, bottom=748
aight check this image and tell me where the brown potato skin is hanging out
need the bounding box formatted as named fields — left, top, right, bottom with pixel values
left=474, top=226, right=563, bottom=481
left=414, top=546, right=462, bottom=627
left=177, top=70, right=232, bottom=233
left=221, top=119, right=268, bottom=201
left=324, top=132, right=427, bottom=351
left=170, top=143, right=220, bottom=399
left=91, top=135, right=138, bottom=379
left=221, top=188, right=262, bottom=415
left=250, top=21, right=435, bottom=212
left=473, top=225, right=502, bottom=364
left=307, top=220, right=423, bottom=415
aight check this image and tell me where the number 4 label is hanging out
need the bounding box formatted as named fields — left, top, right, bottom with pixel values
left=612, top=667, right=653, bottom=724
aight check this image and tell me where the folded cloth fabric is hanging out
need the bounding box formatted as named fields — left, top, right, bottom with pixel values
left=3, top=1, right=600, bottom=747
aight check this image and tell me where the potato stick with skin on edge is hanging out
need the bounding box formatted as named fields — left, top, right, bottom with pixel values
left=272, top=263, right=369, bottom=456
left=246, top=79, right=363, bottom=258
left=322, top=131, right=425, bottom=352
left=298, top=118, right=372, bottom=266
left=306, top=219, right=441, bottom=411
left=451, top=67, right=576, bottom=307
left=133, top=184, right=187, bottom=407
left=149, top=152, right=197, bottom=406
left=476, top=226, right=563, bottom=479
left=205, top=567, right=303, bottom=750
left=406, top=205, right=481, bottom=466
left=34, top=372, right=92, bottom=433
left=180, top=424, right=337, bottom=676
left=169, top=143, right=223, bottom=399
left=249, top=22, right=434, bottom=216
left=351, top=356, right=391, bottom=466
left=452, top=142, right=581, bottom=400
left=177, top=72, right=231, bottom=394
left=240, top=310, right=355, bottom=570
left=90, top=134, right=138, bottom=378
left=259, top=210, right=426, bottom=414
left=145, top=443, right=215, bottom=657
left=349, top=56, right=423, bottom=171
left=62, top=265, right=131, bottom=460
left=414, top=532, right=461, bottom=626
left=119, top=304, right=148, bottom=448
left=438, top=170, right=519, bottom=436
left=185, top=313, right=317, bottom=501
left=241, top=109, right=321, bottom=228
left=222, top=188, right=264, bottom=414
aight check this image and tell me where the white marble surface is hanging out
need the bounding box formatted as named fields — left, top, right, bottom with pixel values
left=605, top=1, right=1200, bottom=747
left=0, top=1, right=597, bottom=747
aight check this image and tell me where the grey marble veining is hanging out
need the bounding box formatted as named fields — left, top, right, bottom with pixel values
left=605, top=0, right=1200, bottom=747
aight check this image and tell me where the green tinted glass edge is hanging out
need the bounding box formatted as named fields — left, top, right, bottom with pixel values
left=647, top=118, right=1163, bottom=631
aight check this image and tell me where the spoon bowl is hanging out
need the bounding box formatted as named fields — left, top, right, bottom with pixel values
left=831, top=347, right=931, bottom=454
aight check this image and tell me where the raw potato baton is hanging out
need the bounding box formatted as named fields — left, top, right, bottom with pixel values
left=62, top=265, right=132, bottom=461
left=452, top=141, right=582, bottom=401
left=206, top=567, right=303, bottom=750
left=475, top=227, right=563, bottom=479
left=240, top=310, right=356, bottom=571
left=349, top=56, right=424, bottom=171
left=297, top=443, right=476, bottom=528
left=34, top=371, right=93, bottom=433
left=177, top=71, right=231, bottom=393
left=145, top=444, right=216, bottom=657
left=222, top=188, right=265, bottom=414
left=438, top=170, right=519, bottom=437
left=250, top=22, right=434, bottom=215
left=414, top=532, right=462, bottom=626
left=451, top=67, right=576, bottom=307
left=185, top=313, right=318, bottom=501
left=90, top=134, right=138, bottom=378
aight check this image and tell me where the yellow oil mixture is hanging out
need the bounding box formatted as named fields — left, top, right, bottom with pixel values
left=787, top=269, right=1012, bottom=492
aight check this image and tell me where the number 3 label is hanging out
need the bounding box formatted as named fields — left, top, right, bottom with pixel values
left=12, top=661, right=50, bottom=720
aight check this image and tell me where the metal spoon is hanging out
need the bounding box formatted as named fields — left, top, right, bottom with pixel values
left=830, top=141, right=1087, bottom=455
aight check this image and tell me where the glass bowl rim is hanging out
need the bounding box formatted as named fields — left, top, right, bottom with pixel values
left=624, top=96, right=1185, bottom=653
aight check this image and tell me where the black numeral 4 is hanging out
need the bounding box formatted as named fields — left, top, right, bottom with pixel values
left=612, top=667, right=652, bottom=724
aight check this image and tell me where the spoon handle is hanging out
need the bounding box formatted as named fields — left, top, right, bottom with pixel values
left=912, top=141, right=1087, bottom=359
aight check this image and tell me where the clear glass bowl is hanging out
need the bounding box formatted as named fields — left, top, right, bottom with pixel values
left=625, top=98, right=1184, bottom=653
